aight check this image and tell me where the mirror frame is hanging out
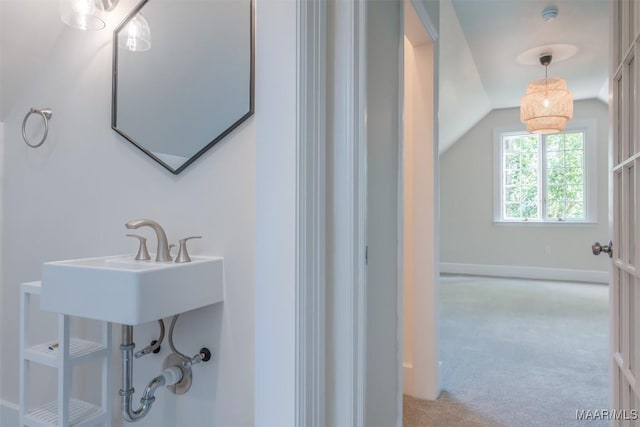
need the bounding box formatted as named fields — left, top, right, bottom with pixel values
left=111, top=0, right=255, bottom=175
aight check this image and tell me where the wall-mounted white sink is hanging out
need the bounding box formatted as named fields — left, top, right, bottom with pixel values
left=41, top=255, right=223, bottom=325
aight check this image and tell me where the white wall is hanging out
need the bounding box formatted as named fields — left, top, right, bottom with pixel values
left=254, top=0, right=298, bottom=425
left=0, top=1, right=63, bottom=120
left=440, top=99, right=609, bottom=281
left=0, top=1, right=256, bottom=425
left=438, top=0, right=491, bottom=154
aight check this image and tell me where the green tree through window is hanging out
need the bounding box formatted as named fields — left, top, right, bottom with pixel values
left=500, top=130, right=585, bottom=221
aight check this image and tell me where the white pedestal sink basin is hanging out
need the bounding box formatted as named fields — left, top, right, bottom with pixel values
left=41, top=255, right=223, bottom=325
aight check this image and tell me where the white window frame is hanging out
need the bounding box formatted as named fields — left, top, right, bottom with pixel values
left=493, top=119, right=598, bottom=225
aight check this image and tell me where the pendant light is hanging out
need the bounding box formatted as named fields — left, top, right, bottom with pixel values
left=119, top=13, right=151, bottom=52
left=520, top=54, right=573, bottom=134
left=59, top=0, right=119, bottom=31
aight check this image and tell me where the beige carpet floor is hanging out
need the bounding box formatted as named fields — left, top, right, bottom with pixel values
left=404, top=393, right=498, bottom=427
left=404, top=275, right=609, bottom=427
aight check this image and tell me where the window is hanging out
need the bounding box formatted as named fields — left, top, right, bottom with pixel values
left=494, top=120, right=597, bottom=223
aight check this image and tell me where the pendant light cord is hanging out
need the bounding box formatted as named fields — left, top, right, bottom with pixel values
left=545, top=64, right=548, bottom=95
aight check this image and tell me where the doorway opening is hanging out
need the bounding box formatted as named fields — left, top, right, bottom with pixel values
left=401, top=0, right=439, bottom=403
left=400, top=2, right=610, bottom=427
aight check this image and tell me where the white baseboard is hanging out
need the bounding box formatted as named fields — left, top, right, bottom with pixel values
left=402, top=363, right=413, bottom=396
left=0, top=399, right=19, bottom=427
left=440, top=262, right=608, bottom=284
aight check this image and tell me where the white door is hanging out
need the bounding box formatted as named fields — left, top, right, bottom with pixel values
left=607, top=0, right=640, bottom=422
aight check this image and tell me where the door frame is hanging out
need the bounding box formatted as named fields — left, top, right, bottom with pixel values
left=399, top=0, right=441, bottom=412
left=255, top=0, right=369, bottom=425
left=255, top=0, right=329, bottom=425
left=296, top=1, right=327, bottom=426
left=324, top=0, right=368, bottom=425
left=256, top=1, right=439, bottom=425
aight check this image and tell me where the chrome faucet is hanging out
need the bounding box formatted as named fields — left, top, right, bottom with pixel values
left=125, top=219, right=172, bottom=262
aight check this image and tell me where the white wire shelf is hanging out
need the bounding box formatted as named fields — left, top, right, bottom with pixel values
left=24, top=398, right=105, bottom=427
left=25, top=338, right=107, bottom=367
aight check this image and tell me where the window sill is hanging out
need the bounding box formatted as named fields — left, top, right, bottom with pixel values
left=493, top=220, right=599, bottom=227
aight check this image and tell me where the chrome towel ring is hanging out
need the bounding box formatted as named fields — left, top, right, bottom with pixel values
left=22, top=107, right=53, bottom=148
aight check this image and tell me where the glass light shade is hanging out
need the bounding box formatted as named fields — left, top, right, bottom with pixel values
left=520, top=77, right=573, bottom=134
left=119, top=13, right=151, bottom=52
left=60, top=0, right=106, bottom=30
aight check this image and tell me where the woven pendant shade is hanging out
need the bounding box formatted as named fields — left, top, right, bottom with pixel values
left=520, top=76, right=573, bottom=134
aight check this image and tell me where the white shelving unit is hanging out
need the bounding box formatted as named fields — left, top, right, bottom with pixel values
left=19, top=281, right=112, bottom=427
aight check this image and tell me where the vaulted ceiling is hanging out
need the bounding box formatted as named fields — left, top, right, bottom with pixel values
left=439, top=0, right=610, bottom=153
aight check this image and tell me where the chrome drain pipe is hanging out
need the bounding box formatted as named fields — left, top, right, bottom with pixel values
left=120, top=325, right=183, bottom=422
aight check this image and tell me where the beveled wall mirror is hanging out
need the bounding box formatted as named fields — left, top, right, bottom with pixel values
left=112, top=0, right=254, bottom=174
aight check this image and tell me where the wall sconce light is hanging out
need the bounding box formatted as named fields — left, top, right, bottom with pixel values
left=520, top=54, right=573, bottom=134
left=119, top=13, right=151, bottom=52
left=60, top=0, right=119, bottom=31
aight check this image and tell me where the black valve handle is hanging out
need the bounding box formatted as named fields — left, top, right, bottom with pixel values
left=199, top=347, right=212, bottom=362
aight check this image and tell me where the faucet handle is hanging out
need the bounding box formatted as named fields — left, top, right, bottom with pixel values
left=175, top=236, right=202, bottom=264
left=126, top=234, right=151, bottom=261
